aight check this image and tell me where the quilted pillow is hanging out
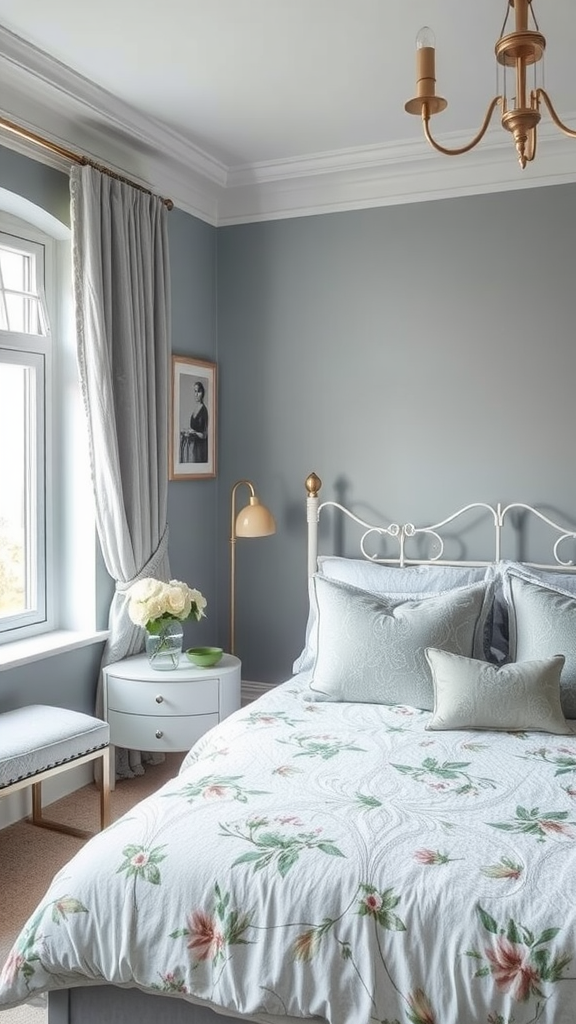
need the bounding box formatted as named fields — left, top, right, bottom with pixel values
left=425, top=648, right=570, bottom=733
left=487, top=561, right=576, bottom=666
left=294, top=559, right=490, bottom=678
left=504, top=571, right=576, bottom=719
left=308, top=575, right=492, bottom=709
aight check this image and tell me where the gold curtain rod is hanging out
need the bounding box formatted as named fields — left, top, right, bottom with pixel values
left=0, top=114, right=174, bottom=210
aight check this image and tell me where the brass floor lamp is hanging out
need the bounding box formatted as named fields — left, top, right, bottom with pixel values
left=229, top=480, right=276, bottom=656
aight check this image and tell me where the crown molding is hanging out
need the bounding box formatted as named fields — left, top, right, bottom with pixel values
left=1, top=25, right=576, bottom=227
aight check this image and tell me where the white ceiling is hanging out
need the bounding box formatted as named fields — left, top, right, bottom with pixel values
left=0, top=0, right=575, bottom=223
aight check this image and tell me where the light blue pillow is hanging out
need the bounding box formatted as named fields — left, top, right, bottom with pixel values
left=487, top=561, right=576, bottom=666
left=425, top=648, right=570, bottom=734
left=308, top=574, right=493, bottom=709
left=293, top=559, right=490, bottom=677
left=504, top=571, right=576, bottom=719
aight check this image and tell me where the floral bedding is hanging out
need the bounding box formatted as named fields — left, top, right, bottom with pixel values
left=1, top=676, right=576, bottom=1024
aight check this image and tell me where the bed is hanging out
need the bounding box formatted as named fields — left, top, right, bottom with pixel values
left=2, top=472, right=576, bottom=1024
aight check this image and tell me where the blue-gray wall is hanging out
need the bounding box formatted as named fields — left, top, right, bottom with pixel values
left=217, top=186, right=576, bottom=682
left=2, top=140, right=576, bottom=705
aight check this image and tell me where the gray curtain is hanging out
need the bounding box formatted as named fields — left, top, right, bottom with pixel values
left=70, top=164, right=171, bottom=779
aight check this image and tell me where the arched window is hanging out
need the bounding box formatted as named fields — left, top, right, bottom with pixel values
left=0, top=196, right=99, bottom=647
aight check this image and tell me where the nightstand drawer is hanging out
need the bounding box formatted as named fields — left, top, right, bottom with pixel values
left=105, top=675, right=219, bottom=716
left=107, top=710, right=219, bottom=751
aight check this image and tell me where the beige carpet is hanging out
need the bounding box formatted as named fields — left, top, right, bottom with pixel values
left=0, top=753, right=183, bottom=1024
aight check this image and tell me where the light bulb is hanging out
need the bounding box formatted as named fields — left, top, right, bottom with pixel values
left=416, top=26, right=436, bottom=50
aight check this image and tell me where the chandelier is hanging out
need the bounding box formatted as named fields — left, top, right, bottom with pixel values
left=405, top=0, right=576, bottom=169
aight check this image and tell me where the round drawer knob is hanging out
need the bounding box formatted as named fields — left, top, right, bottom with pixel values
left=155, top=729, right=163, bottom=739
left=155, top=695, right=164, bottom=704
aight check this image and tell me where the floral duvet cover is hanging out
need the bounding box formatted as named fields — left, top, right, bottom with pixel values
left=2, top=677, right=576, bottom=1024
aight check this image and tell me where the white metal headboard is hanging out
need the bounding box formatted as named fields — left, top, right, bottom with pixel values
left=305, top=471, right=576, bottom=578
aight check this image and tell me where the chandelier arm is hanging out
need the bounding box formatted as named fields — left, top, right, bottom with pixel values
left=536, top=89, right=576, bottom=139
left=422, top=97, right=502, bottom=156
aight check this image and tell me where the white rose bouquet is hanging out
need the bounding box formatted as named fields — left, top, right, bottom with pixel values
left=126, top=577, right=207, bottom=635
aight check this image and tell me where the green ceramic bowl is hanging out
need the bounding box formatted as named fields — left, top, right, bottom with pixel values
left=185, top=646, right=223, bottom=668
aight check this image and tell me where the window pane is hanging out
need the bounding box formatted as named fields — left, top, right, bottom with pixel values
left=0, top=248, right=28, bottom=292
left=0, top=359, right=38, bottom=620
left=0, top=236, right=48, bottom=336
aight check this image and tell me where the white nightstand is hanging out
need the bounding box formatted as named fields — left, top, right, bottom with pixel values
left=102, top=653, right=241, bottom=758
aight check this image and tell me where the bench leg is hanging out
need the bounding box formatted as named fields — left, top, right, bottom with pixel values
left=28, top=748, right=111, bottom=839
left=99, top=747, right=110, bottom=829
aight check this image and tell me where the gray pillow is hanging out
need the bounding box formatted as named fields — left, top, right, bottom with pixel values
left=294, top=560, right=490, bottom=677
left=505, top=572, right=576, bottom=719
left=308, top=575, right=493, bottom=709
left=425, top=648, right=570, bottom=734
left=487, top=561, right=576, bottom=666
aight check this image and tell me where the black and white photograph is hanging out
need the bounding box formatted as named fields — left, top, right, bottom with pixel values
left=170, top=355, right=217, bottom=479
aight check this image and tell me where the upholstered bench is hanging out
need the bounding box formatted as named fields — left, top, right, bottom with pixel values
left=0, top=705, right=110, bottom=838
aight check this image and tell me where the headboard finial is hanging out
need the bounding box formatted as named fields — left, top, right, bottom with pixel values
left=305, top=472, right=322, bottom=498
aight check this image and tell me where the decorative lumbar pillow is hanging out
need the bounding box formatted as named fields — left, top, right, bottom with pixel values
left=308, top=574, right=492, bottom=709
left=504, top=572, right=576, bottom=719
left=425, top=648, right=570, bottom=734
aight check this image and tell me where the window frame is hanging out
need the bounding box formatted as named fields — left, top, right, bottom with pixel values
left=0, top=218, right=56, bottom=642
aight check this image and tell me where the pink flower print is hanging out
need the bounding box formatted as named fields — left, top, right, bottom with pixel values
left=275, top=815, right=302, bottom=826
left=203, top=784, right=229, bottom=799
left=565, top=785, right=576, bottom=798
left=274, top=764, right=299, bottom=776
left=362, top=892, right=383, bottom=914
left=131, top=851, right=149, bottom=868
left=540, top=818, right=573, bottom=837
left=407, top=987, right=436, bottom=1024
left=187, top=911, right=225, bottom=962
left=1, top=950, right=24, bottom=984
left=414, top=848, right=449, bottom=865
left=293, top=928, right=320, bottom=962
left=485, top=938, right=540, bottom=1001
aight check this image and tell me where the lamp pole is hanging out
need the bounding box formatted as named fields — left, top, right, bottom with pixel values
left=229, top=480, right=276, bottom=656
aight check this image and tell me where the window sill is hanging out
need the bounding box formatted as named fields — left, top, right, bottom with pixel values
left=0, top=629, right=109, bottom=670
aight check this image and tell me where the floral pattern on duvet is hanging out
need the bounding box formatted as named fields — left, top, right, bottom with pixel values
left=1, top=679, right=576, bottom=1024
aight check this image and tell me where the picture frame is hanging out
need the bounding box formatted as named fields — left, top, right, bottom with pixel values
left=169, top=355, right=217, bottom=480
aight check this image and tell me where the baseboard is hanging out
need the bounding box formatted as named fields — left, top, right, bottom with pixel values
left=0, top=763, right=93, bottom=830
left=241, top=680, right=276, bottom=706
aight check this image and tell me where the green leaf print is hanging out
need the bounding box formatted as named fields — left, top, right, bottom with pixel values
left=392, top=756, right=496, bottom=795
left=521, top=746, right=576, bottom=777
left=2, top=896, right=88, bottom=990
left=355, top=793, right=383, bottom=809
left=277, top=733, right=365, bottom=759
left=166, top=774, right=269, bottom=803
left=220, top=816, right=345, bottom=877
left=117, top=843, right=167, bottom=883
left=488, top=805, right=575, bottom=841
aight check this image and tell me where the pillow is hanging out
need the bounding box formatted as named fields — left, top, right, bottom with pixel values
left=425, top=648, right=570, bottom=733
left=308, top=575, right=493, bottom=709
left=504, top=570, right=576, bottom=719
left=293, top=559, right=490, bottom=677
left=487, top=561, right=576, bottom=666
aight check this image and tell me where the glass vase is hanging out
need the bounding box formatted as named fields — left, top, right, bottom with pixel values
left=145, top=619, right=184, bottom=671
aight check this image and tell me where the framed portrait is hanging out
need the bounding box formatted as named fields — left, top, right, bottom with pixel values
left=169, top=356, right=217, bottom=480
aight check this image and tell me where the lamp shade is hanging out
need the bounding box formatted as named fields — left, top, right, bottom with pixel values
left=235, top=496, right=276, bottom=538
